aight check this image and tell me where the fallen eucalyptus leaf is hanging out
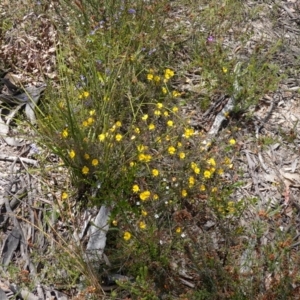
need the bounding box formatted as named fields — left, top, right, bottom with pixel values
left=1, top=227, right=22, bottom=267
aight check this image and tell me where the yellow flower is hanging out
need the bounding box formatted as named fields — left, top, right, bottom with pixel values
left=191, top=162, right=197, bottom=170
left=138, top=153, right=151, bottom=162
left=79, top=91, right=90, bottom=99
left=139, top=221, right=146, bottom=229
left=155, top=137, right=162, bottom=143
left=132, top=185, right=140, bottom=193
left=137, top=145, right=146, bottom=152
left=138, top=153, right=146, bottom=161
left=229, top=138, right=236, bottom=145
left=115, top=121, right=122, bottom=127
left=98, top=133, right=105, bottom=141
left=207, top=158, right=216, bottom=167
left=183, top=128, right=194, bottom=138
left=167, top=120, right=173, bottom=127
left=123, top=231, right=131, bottom=241
left=172, top=106, right=179, bottom=113
left=227, top=201, right=236, bottom=214
left=148, top=123, right=155, bottom=130
left=176, top=227, right=182, bottom=233
left=154, top=110, right=161, bottom=116
left=83, top=153, right=90, bottom=160
left=204, top=170, right=212, bottom=178
left=163, top=111, right=169, bottom=117
left=82, top=120, right=88, bottom=127
left=134, top=127, right=140, bottom=134
left=200, top=184, right=206, bottom=191
left=154, top=75, right=161, bottom=83
left=89, top=109, right=95, bottom=116
left=181, top=189, right=187, bottom=197
left=224, top=157, right=231, bottom=165
left=194, top=167, right=200, bottom=174
left=61, top=192, right=68, bottom=200
left=177, top=142, right=182, bottom=147
left=179, top=152, right=185, bottom=159
left=139, top=191, right=151, bottom=201
left=189, top=176, right=195, bottom=187
left=82, top=166, right=89, bottom=175
left=162, top=87, right=167, bottom=94
left=58, top=101, right=64, bottom=109
left=104, top=95, right=110, bottom=102
left=152, top=169, right=159, bottom=177
left=130, top=161, right=136, bottom=167
left=141, top=114, right=148, bottom=121
left=147, top=73, right=154, bottom=81
left=217, top=168, right=224, bottom=175
left=144, top=154, right=152, bottom=162
left=142, top=210, right=148, bottom=216
left=211, top=187, right=218, bottom=193
left=164, top=68, right=175, bottom=80
left=172, top=90, right=180, bottom=97
left=92, top=159, right=99, bottom=166
left=222, top=67, right=228, bottom=73
left=168, top=146, right=176, bottom=155
left=153, top=194, right=159, bottom=200
left=62, top=129, right=68, bottom=138
left=115, top=134, right=123, bottom=141
left=156, top=102, right=163, bottom=109
left=112, top=220, right=118, bottom=226
left=87, top=117, right=94, bottom=125
left=69, top=150, right=76, bottom=159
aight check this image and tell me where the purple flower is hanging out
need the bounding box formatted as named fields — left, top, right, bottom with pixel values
left=207, top=35, right=214, bottom=43
left=76, top=74, right=86, bottom=88
left=128, top=8, right=136, bottom=14
left=30, top=143, right=39, bottom=154
left=148, top=48, right=157, bottom=55
left=99, top=20, right=105, bottom=28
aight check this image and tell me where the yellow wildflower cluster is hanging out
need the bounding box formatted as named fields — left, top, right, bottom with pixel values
left=82, top=117, right=95, bottom=127
left=140, top=190, right=151, bottom=201
left=168, top=146, right=176, bottom=155
left=138, top=153, right=152, bottom=162
left=63, top=112, right=124, bottom=176
left=79, top=91, right=90, bottom=99
left=183, top=128, right=194, bottom=138
left=98, top=121, right=123, bottom=143
left=191, top=162, right=200, bottom=174
left=146, top=68, right=179, bottom=97
left=164, top=68, right=175, bottom=81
